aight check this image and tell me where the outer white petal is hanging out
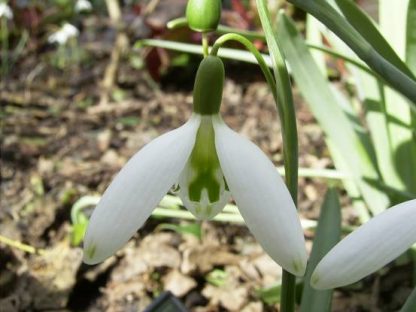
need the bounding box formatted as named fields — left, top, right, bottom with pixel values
left=213, top=116, right=307, bottom=276
left=83, top=115, right=200, bottom=264
left=312, top=199, right=416, bottom=289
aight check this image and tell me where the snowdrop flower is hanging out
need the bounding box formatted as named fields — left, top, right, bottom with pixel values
left=312, top=199, right=416, bottom=289
left=0, top=2, right=13, bottom=19
left=48, top=23, right=79, bottom=45
left=75, top=0, right=92, bottom=13
left=83, top=56, right=307, bottom=276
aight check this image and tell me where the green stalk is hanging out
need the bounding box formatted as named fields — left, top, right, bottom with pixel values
left=210, top=33, right=278, bottom=105
left=167, top=17, right=265, bottom=40
left=255, top=0, right=299, bottom=310
left=288, top=0, right=416, bottom=108
left=202, top=33, right=209, bottom=57
left=167, top=16, right=188, bottom=29
left=211, top=26, right=299, bottom=310
left=307, top=43, right=374, bottom=75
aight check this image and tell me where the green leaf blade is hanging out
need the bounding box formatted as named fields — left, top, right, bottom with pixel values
left=277, top=13, right=390, bottom=217
left=335, top=0, right=415, bottom=79
left=300, top=188, right=341, bottom=312
left=406, top=0, right=416, bottom=74
left=400, top=286, right=416, bottom=312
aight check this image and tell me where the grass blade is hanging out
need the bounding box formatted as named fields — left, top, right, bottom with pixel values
left=400, top=286, right=416, bottom=312
left=300, top=188, right=341, bottom=312
left=277, top=13, right=390, bottom=217
left=379, top=0, right=416, bottom=195
left=139, top=39, right=272, bottom=66
left=256, top=0, right=300, bottom=310
left=334, top=0, right=415, bottom=79
left=406, top=0, right=416, bottom=74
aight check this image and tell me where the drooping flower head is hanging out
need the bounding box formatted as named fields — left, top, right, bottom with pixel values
left=48, top=23, right=79, bottom=45
left=0, top=2, right=13, bottom=20
left=83, top=56, right=307, bottom=276
left=312, top=199, right=416, bottom=289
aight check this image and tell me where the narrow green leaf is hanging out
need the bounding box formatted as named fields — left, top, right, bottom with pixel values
left=326, top=140, right=370, bottom=222
left=70, top=195, right=100, bottom=246
left=379, top=0, right=416, bottom=195
left=300, top=188, right=341, bottom=312
left=405, top=0, right=416, bottom=198
left=411, top=245, right=416, bottom=285
left=277, top=13, right=390, bottom=217
left=70, top=195, right=100, bottom=224
left=406, top=0, right=416, bottom=74
left=139, top=39, right=272, bottom=66
left=256, top=284, right=282, bottom=305
left=306, top=14, right=326, bottom=75
left=287, top=0, right=416, bottom=107
left=318, top=15, right=408, bottom=201
left=335, top=0, right=415, bottom=79
left=363, top=178, right=416, bottom=202
left=256, top=0, right=299, bottom=202
left=256, top=1, right=299, bottom=309
left=365, top=95, right=405, bottom=192
left=400, top=286, right=416, bottom=312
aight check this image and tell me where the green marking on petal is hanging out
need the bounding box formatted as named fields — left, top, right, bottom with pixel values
left=188, top=117, right=222, bottom=203
left=178, top=116, right=231, bottom=220
left=311, top=272, right=320, bottom=287
left=292, top=258, right=305, bottom=276
left=86, top=244, right=97, bottom=260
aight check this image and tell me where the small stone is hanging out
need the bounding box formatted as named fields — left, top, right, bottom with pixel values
left=163, top=270, right=197, bottom=297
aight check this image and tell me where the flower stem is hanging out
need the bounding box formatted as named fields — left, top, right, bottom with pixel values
left=281, top=271, right=296, bottom=311
left=210, top=33, right=278, bottom=106
left=202, top=33, right=209, bottom=57
left=210, top=25, right=299, bottom=311
left=255, top=0, right=299, bottom=311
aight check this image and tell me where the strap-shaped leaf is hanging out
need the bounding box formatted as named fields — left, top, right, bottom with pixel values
left=335, top=0, right=415, bottom=79
left=277, top=13, right=390, bottom=217
left=300, top=188, right=341, bottom=312
left=287, top=0, right=416, bottom=107
left=406, top=0, right=416, bottom=74
left=400, top=286, right=416, bottom=312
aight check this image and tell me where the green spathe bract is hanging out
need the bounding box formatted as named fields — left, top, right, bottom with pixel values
left=193, top=56, right=224, bottom=115
left=186, top=0, right=221, bottom=32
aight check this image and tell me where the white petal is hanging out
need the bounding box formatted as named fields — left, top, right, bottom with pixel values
left=213, top=116, right=307, bottom=276
left=312, top=199, right=416, bottom=289
left=83, top=115, right=200, bottom=264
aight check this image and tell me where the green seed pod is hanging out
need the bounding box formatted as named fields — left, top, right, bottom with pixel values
left=193, top=56, right=224, bottom=115
left=186, top=0, right=221, bottom=32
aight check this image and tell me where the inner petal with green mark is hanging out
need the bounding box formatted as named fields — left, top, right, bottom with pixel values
left=178, top=116, right=230, bottom=220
